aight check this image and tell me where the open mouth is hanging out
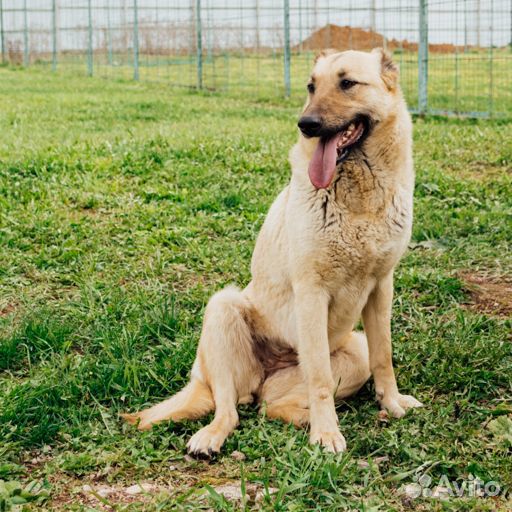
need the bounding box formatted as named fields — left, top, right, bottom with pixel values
left=308, top=119, right=366, bottom=189
left=335, top=120, right=365, bottom=165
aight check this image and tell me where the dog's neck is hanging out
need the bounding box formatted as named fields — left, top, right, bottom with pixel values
left=290, top=107, right=413, bottom=215
left=336, top=111, right=413, bottom=213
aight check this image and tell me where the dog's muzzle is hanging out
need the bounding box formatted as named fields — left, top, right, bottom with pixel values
left=298, top=115, right=323, bottom=138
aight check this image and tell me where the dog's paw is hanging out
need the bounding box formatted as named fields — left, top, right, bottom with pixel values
left=310, top=430, right=347, bottom=453
left=120, top=412, right=153, bottom=431
left=186, top=426, right=225, bottom=458
left=379, top=393, right=423, bottom=418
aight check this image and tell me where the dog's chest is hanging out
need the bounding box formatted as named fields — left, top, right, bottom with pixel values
left=310, top=185, right=412, bottom=281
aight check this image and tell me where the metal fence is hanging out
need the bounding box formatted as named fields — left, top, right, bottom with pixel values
left=1, top=1, right=511, bottom=117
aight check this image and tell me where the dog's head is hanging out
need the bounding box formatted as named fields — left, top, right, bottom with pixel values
left=298, top=48, right=400, bottom=188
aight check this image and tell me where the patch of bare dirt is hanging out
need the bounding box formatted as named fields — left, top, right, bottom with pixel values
left=460, top=272, right=512, bottom=318
left=32, top=453, right=276, bottom=510
left=0, top=302, right=17, bottom=317
left=47, top=475, right=275, bottom=510
left=47, top=480, right=164, bottom=510
left=446, top=161, right=512, bottom=181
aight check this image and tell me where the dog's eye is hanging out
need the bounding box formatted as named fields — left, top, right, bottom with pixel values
left=307, top=83, right=315, bottom=94
left=340, top=79, right=357, bottom=90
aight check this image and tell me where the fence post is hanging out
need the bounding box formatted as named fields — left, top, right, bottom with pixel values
left=87, top=0, right=93, bottom=76
left=454, top=0, right=459, bottom=113
left=0, top=0, right=5, bottom=64
left=255, top=0, right=261, bottom=52
left=0, top=0, right=4, bottom=64
left=488, top=0, right=494, bottom=116
left=476, top=0, right=480, bottom=47
left=298, top=0, right=302, bottom=53
left=195, top=0, right=202, bottom=89
left=133, top=0, right=139, bottom=80
left=107, top=0, right=113, bottom=66
left=418, top=0, right=428, bottom=115
left=370, top=0, right=376, bottom=33
left=52, top=0, right=57, bottom=71
left=463, top=0, right=468, bottom=53
left=283, top=0, right=291, bottom=98
left=23, top=0, right=29, bottom=66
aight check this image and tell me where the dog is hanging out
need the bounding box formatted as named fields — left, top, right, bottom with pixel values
left=122, top=48, right=423, bottom=456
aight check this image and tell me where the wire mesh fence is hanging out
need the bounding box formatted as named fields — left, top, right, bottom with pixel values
left=1, top=1, right=511, bottom=117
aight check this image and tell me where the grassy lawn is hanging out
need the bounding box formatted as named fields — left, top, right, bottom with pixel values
left=0, top=66, right=511, bottom=510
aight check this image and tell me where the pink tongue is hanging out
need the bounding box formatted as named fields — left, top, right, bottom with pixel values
left=308, top=135, right=339, bottom=189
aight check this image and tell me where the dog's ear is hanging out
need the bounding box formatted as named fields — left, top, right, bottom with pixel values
left=314, top=48, right=338, bottom=63
left=372, top=48, right=399, bottom=90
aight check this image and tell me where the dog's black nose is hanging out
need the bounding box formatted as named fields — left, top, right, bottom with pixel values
left=298, top=116, right=323, bottom=137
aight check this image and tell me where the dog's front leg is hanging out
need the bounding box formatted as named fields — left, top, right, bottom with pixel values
left=362, top=272, right=423, bottom=418
left=294, top=284, right=346, bottom=453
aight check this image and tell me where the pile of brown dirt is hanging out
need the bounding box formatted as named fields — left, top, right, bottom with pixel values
left=294, top=24, right=385, bottom=52
left=295, top=24, right=460, bottom=54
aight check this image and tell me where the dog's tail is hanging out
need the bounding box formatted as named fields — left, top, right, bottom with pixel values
left=121, top=378, right=214, bottom=430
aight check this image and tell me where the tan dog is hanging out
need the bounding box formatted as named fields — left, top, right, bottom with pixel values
left=123, top=48, right=423, bottom=455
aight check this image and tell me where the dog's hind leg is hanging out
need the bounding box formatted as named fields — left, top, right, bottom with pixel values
left=331, top=331, right=371, bottom=399
left=265, top=392, right=310, bottom=427
left=262, top=331, right=370, bottom=427
left=185, top=286, right=263, bottom=457
left=122, top=286, right=263, bottom=457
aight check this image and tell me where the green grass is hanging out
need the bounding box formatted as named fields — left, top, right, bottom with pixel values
left=0, top=67, right=511, bottom=511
